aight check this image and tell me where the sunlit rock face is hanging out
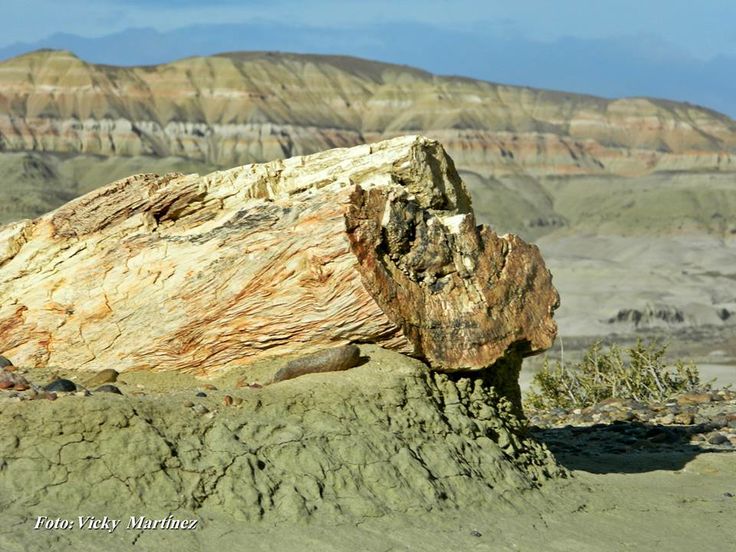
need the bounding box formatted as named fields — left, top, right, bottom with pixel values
left=0, top=136, right=557, bottom=377
left=1, top=50, right=734, bottom=176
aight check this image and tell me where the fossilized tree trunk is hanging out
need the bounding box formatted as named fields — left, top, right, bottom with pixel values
left=0, top=136, right=558, bottom=375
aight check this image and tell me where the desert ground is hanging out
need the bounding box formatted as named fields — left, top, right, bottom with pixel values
left=0, top=345, right=734, bottom=552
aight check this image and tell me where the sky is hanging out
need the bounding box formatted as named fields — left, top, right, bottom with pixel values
left=2, top=0, right=736, bottom=117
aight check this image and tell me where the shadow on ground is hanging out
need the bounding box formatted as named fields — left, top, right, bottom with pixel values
left=529, top=421, right=734, bottom=474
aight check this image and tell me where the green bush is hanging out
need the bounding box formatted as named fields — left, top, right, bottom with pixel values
left=525, top=339, right=708, bottom=411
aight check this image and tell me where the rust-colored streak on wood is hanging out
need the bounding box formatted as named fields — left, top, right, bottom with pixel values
left=0, top=136, right=556, bottom=375
left=345, top=183, right=558, bottom=372
left=0, top=305, right=29, bottom=349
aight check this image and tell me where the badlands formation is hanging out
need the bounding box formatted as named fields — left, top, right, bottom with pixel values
left=0, top=49, right=734, bottom=368
left=0, top=50, right=735, bottom=551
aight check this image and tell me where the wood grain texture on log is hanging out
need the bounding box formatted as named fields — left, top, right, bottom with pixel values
left=0, top=135, right=558, bottom=375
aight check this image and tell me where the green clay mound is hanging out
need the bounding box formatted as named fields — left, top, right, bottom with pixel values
left=0, top=347, right=560, bottom=539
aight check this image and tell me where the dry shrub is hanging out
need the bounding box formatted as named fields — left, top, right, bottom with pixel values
left=525, top=339, right=709, bottom=410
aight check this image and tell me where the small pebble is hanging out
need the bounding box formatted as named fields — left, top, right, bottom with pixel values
left=95, top=384, right=123, bottom=395
left=192, top=404, right=209, bottom=415
left=195, top=391, right=207, bottom=398
left=223, top=395, right=233, bottom=406
left=183, top=400, right=194, bottom=407
left=13, top=383, right=29, bottom=391
left=44, top=379, right=77, bottom=393
left=708, top=433, right=729, bottom=445
left=677, top=392, right=713, bottom=406
left=470, top=530, right=482, bottom=537
left=0, top=355, right=12, bottom=368
left=232, top=397, right=243, bottom=406
left=45, top=392, right=58, bottom=401
left=203, top=384, right=217, bottom=391
left=85, top=368, right=119, bottom=387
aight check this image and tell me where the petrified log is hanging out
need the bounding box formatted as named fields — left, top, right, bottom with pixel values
left=0, top=136, right=558, bottom=375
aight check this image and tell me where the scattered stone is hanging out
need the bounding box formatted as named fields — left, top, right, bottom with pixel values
left=0, top=371, right=30, bottom=390
left=674, top=412, right=695, bottom=425
left=677, top=392, right=714, bottom=406
left=272, top=344, right=361, bottom=383
left=195, top=391, right=207, bottom=398
left=223, top=395, right=233, bottom=406
left=94, top=384, right=123, bottom=395
left=12, top=383, right=29, bottom=391
left=192, top=404, right=209, bottom=415
left=45, top=392, right=58, bottom=401
left=232, top=397, right=243, bottom=406
left=708, top=433, right=729, bottom=445
left=0, top=355, right=12, bottom=368
left=44, top=379, right=77, bottom=392
left=249, top=383, right=262, bottom=389
left=85, top=368, right=119, bottom=387
left=470, top=530, right=482, bottom=537
left=203, top=384, right=218, bottom=391
left=528, top=387, right=736, bottom=455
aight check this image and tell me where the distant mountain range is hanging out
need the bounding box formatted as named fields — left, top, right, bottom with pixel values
left=0, top=22, right=735, bottom=118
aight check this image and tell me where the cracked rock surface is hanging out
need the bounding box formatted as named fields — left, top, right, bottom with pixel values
left=0, top=347, right=560, bottom=549
left=0, top=355, right=559, bottom=520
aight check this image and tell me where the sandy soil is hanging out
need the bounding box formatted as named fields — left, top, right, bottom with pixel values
left=536, top=234, right=736, bottom=356
left=2, top=453, right=733, bottom=551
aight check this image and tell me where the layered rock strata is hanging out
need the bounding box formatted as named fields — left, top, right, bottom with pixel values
left=0, top=136, right=558, bottom=376
left=1, top=50, right=734, bottom=178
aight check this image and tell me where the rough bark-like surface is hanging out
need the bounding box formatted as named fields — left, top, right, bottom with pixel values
left=0, top=135, right=557, bottom=375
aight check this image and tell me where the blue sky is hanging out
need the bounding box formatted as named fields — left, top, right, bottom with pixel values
left=3, top=0, right=736, bottom=117
left=4, top=0, right=736, bottom=59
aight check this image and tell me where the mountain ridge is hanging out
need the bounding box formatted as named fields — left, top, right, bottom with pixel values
left=1, top=49, right=734, bottom=183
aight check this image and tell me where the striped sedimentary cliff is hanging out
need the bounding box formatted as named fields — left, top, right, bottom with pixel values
left=1, top=49, right=734, bottom=177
